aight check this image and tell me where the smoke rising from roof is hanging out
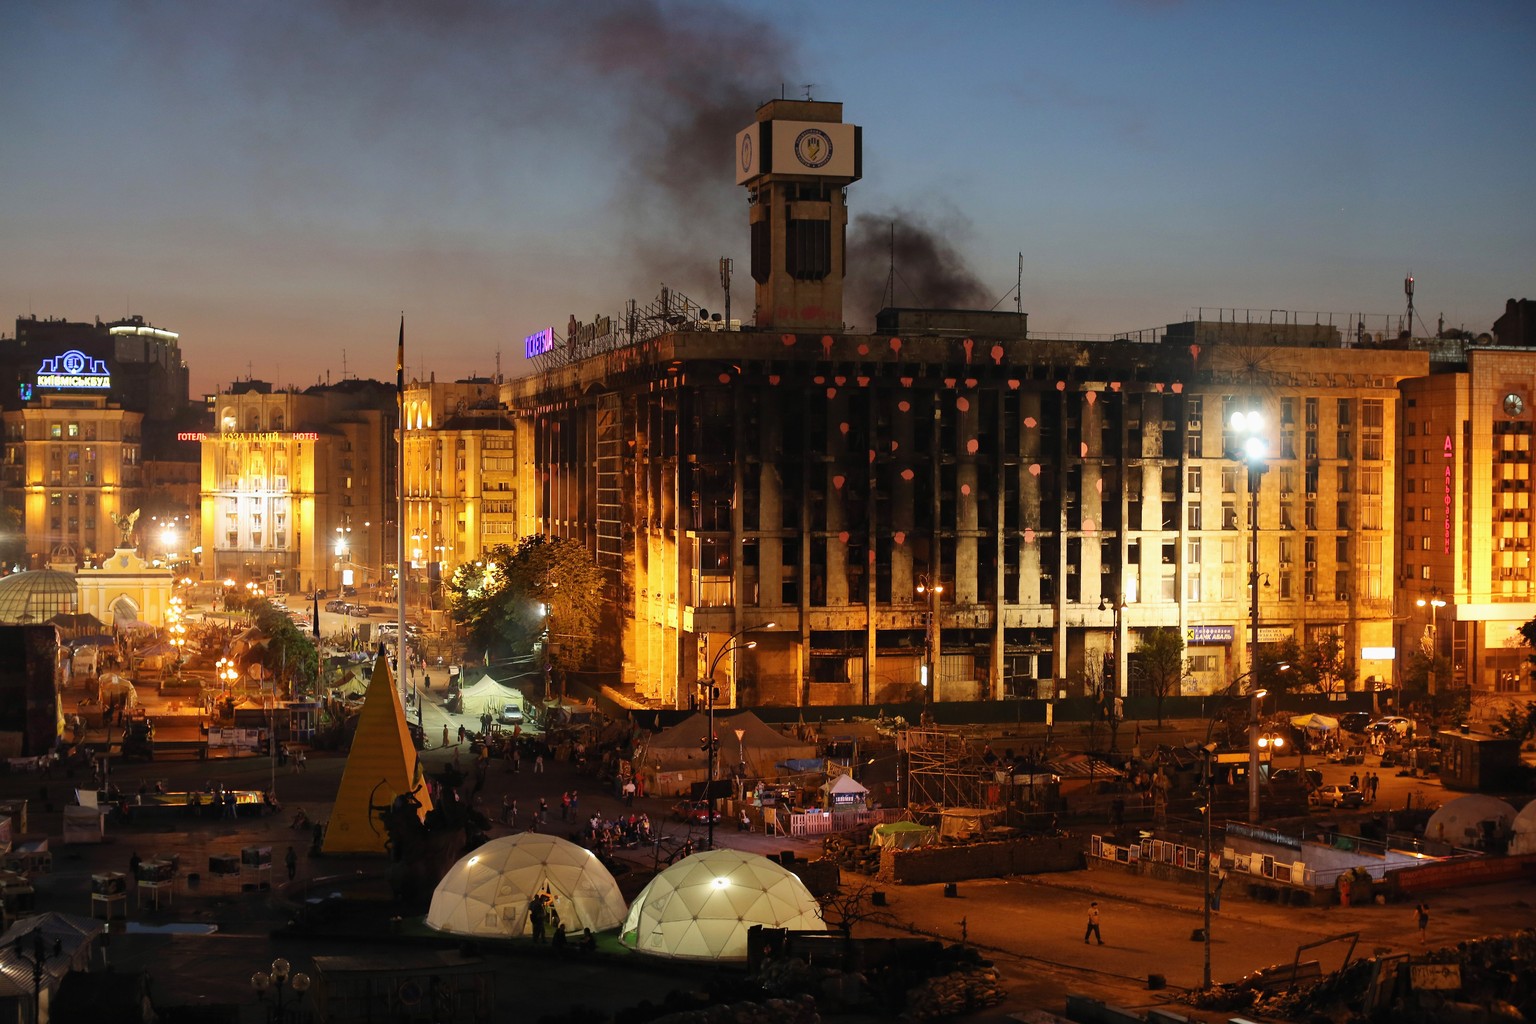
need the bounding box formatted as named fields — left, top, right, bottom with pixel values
left=845, top=211, right=992, bottom=331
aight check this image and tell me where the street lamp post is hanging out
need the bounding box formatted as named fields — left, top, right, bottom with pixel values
left=704, top=622, right=774, bottom=850
left=1229, top=407, right=1268, bottom=824
left=1099, top=595, right=1126, bottom=747
left=251, top=956, right=311, bottom=1022
left=1416, top=591, right=1447, bottom=696
left=917, top=575, right=944, bottom=719
left=1196, top=682, right=1267, bottom=991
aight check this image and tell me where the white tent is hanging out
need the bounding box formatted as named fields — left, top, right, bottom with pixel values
left=1289, top=713, right=1340, bottom=733
left=1511, top=800, right=1536, bottom=855
left=426, top=834, right=627, bottom=938
left=1425, top=794, right=1518, bottom=847
left=820, top=773, right=869, bottom=809
left=622, top=849, right=825, bottom=961
left=457, top=674, right=526, bottom=717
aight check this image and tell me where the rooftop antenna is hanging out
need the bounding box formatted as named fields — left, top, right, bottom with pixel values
left=720, top=257, right=733, bottom=329
left=1404, top=274, right=1415, bottom=340
left=341, top=348, right=349, bottom=380
left=802, top=83, right=816, bottom=100
left=883, top=222, right=896, bottom=310
left=1017, top=252, right=1024, bottom=317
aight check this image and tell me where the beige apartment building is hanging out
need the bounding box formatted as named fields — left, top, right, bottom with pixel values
left=198, top=379, right=395, bottom=594
left=400, top=376, right=518, bottom=612
left=2, top=393, right=143, bottom=567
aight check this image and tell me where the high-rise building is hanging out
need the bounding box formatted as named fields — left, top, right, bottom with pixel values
left=1398, top=344, right=1536, bottom=698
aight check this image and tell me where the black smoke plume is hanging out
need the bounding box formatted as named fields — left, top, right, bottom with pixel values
left=845, top=210, right=992, bottom=331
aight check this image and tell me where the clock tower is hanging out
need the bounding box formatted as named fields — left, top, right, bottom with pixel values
left=736, top=100, right=862, bottom=331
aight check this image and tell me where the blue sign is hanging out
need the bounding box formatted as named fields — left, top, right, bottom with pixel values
left=524, top=328, right=554, bottom=359
left=1186, top=625, right=1235, bottom=644
left=37, top=349, right=111, bottom=390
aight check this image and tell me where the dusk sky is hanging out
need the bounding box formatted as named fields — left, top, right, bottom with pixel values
left=3, top=1, right=1532, bottom=398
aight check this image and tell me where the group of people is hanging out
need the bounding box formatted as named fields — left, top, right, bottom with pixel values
left=523, top=890, right=596, bottom=953
left=1347, top=771, right=1381, bottom=802
left=581, top=812, right=653, bottom=854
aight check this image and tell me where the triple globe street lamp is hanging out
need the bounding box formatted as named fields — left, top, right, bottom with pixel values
left=251, top=956, right=310, bottom=1022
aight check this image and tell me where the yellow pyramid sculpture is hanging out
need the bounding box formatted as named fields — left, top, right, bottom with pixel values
left=322, top=651, right=433, bottom=855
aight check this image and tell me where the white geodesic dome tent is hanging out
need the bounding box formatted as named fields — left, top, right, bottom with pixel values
left=1511, top=800, right=1536, bottom=855
left=426, top=833, right=627, bottom=938
left=1425, top=794, right=1518, bottom=847
left=621, top=849, right=825, bottom=962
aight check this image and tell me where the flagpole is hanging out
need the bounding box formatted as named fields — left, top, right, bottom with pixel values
left=396, top=314, right=409, bottom=710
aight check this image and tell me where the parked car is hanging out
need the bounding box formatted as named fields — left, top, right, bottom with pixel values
left=1312, top=784, right=1365, bottom=808
left=1339, top=712, right=1373, bottom=733
left=1368, top=716, right=1415, bottom=737
left=1271, top=767, right=1323, bottom=788
left=671, top=800, right=722, bottom=825
left=500, top=703, right=524, bottom=726
left=325, top=598, right=349, bottom=613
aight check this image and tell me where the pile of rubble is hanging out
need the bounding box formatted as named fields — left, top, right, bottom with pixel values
left=900, top=965, right=1006, bottom=1022
left=1185, top=929, right=1536, bottom=1022
left=644, top=994, right=820, bottom=1024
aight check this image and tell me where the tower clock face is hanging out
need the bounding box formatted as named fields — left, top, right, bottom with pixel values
left=1504, top=393, right=1525, bottom=416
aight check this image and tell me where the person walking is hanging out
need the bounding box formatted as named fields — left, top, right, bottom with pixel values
left=285, top=845, right=298, bottom=882
left=442, top=723, right=450, bottom=748
left=1084, top=901, right=1103, bottom=944
left=1416, top=903, right=1430, bottom=943
left=534, top=753, right=545, bottom=774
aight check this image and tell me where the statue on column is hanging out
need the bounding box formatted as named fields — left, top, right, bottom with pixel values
left=110, top=509, right=141, bottom=549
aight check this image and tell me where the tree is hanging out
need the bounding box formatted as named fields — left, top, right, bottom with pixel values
left=445, top=536, right=608, bottom=683
left=1134, top=627, right=1186, bottom=727
left=815, top=880, right=894, bottom=955
left=1256, top=637, right=1304, bottom=694
left=249, top=601, right=320, bottom=700
left=1309, top=631, right=1356, bottom=694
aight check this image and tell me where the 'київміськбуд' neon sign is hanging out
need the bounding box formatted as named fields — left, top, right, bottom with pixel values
left=36, top=350, right=110, bottom=389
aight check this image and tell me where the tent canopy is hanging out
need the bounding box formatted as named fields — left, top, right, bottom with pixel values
left=821, top=774, right=868, bottom=795
left=427, top=833, right=626, bottom=938
left=643, top=710, right=816, bottom=769
left=1425, top=794, right=1518, bottom=847
left=622, top=849, right=824, bottom=961
left=937, top=807, right=1001, bottom=841
left=870, top=820, right=936, bottom=849
left=457, top=675, right=525, bottom=714
left=1289, top=713, right=1340, bottom=733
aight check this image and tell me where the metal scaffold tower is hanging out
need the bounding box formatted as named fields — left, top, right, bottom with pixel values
left=904, top=726, right=983, bottom=815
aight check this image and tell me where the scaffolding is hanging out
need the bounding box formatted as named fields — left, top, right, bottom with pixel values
left=904, top=726, right=985, bottom=816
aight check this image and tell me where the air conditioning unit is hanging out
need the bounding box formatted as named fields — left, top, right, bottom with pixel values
left=1306, top=561, right=1317, bottom=569
left=1306, top=492, right=1318, bottom=500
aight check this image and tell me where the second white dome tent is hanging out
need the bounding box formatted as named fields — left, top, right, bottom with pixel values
left=622, top=849, right=825, bottom=961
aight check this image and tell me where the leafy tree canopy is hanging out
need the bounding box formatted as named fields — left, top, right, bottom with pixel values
left=445, top=537, right=605, bottom=670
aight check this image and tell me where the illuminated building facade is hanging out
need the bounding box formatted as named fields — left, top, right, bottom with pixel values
left=1, top=393, right=143, bottom=567
left=400, top=377, right=517, bottom=612
left=1398, top=345, right=1536, bottom=699
left=198, top=379, right=395, bottom=593
left=0, top=315, right=190, bottom=422
left=491, top=98, right=1429, bottom=710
